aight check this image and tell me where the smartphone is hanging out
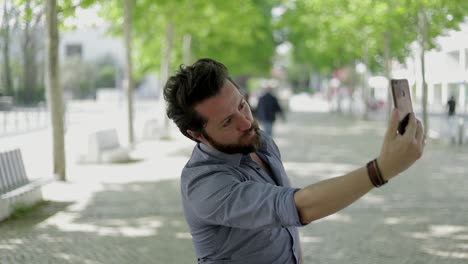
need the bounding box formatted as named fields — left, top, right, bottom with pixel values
left=390, top=79, right=413, bottom=135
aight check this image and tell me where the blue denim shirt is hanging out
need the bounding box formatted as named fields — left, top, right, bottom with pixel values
left=181, top=131, right=303, bottom=264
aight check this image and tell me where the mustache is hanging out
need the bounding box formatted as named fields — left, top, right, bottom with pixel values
left=243, top=121, right=260, bottom=136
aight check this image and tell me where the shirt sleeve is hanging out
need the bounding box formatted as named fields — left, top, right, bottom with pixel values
left=185, top=169, right=303, bottom=229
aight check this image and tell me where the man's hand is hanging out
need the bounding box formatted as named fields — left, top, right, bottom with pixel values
left=377, top=109, right=425, bottom=180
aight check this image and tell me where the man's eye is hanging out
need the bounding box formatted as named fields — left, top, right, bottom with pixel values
left=240, top=101, right=246, bottom=109
left=223, top=119, right=231, bottom=127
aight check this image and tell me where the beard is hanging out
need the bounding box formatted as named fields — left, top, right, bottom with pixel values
left=202, top=119, right=261, bottom=155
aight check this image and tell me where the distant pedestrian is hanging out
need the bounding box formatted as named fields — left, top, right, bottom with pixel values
left=447, top=95, right=457, bottom=143
left=447, top=95, right=456, bottom=116
left=255, top=86, right=284, bottom=137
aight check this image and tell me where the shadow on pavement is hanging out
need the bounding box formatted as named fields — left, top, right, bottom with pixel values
left=0, top=180, right=196, bottom=264
left=0, top=200, right=73, bottom=227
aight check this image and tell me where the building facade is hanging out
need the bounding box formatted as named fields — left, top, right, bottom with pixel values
left=394, top=20, right=468, bottom=114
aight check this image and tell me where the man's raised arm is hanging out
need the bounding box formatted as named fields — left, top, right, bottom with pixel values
left=294, top=110, right=424, bottom=225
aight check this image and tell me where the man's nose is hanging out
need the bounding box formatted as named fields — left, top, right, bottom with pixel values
left=237, top=114, right=252, bottom=131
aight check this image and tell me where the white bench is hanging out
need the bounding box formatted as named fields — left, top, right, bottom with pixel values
left=78, top=129, right=130, bottom=164
left=142, top=119, right=160, bottom=140
left=0, top=149, right=54, bottom=221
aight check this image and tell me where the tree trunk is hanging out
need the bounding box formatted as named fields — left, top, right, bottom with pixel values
left=419, top=8, right=429, bottom=133
left=22, top=0, right=36, bottom=104
left=420, top=49, right=428, bottom=133
left=45, top=0, right=66, bottom=181
left=23, top=40, right=37, bottom=104
left=123, top=0, right=135, bottom=147
left=160, top=22, right=174, bottom=139
left=362, top=32, right=370, bottom=120
left=1, top=0, right=13, bottom=96
left=183, top=33, right=192, bottom=66
left=383, top=31, right=393, bottom=121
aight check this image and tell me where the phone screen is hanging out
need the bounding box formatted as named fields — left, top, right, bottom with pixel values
left=391, top=79, right=413, bottom=134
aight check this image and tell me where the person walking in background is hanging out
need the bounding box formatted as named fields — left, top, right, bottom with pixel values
left=447, top=95, right=457, bottom=143
left=255, top=86, right=284, bottom=137
left=447, top=95, right=456, bottom=116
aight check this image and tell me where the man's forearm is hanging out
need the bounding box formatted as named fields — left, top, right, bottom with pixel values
left=294, top=166, right=373, bottom=225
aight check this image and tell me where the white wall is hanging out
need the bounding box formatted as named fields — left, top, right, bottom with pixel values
left=59, top=26, right=125, bottom=66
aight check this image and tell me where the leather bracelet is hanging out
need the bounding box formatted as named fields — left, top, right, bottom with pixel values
left=366, top=161, right=379, bottom=187
left=367, top=159, right=387, bottom=187
left=373, top=159, right=387, bottom=186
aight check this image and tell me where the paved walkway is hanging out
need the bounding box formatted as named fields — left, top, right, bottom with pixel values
left=1, top=111, right=468, bottom=263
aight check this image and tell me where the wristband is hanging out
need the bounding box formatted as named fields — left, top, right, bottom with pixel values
left=367, top=159, right=388, bottom=187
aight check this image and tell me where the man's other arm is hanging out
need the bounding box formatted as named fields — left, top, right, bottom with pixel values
left=294, top=110, right=424, bottom=224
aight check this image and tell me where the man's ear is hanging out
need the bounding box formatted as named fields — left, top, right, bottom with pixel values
left=187, top=130, right=203, bottom=142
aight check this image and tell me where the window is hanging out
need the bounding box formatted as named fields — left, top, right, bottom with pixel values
left=65, top=44, right=82, bottom=58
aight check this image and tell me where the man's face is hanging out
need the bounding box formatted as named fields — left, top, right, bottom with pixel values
left=191, top=80, right=260, bottom=154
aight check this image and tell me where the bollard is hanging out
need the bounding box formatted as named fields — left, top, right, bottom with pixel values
left=1, top=112, right=6, bottom=134
left=14, top=110, right=19, bottom=131
left=458, top=118, right=464, bottom=145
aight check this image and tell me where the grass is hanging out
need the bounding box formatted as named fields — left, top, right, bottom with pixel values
left=111, top=158, right=144, bottom=164
left=5, top=200, right=50, bottom=221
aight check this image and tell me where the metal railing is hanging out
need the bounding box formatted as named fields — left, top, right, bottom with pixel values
left=0, top=107, right=49, bottom=137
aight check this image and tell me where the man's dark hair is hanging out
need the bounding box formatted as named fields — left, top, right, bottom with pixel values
left=164, top=58, right=236, bottom=141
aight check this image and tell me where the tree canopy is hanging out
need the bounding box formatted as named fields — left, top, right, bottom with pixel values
left=278, top=0, right=468, bottom=76
left=98, top=0, right=279, bottom=78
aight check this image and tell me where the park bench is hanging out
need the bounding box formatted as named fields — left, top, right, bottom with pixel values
left=78, top=129, right=130, bottom=164
left=142, top=119, right=160, bottom=140
left=0, top=148, right=54, bottom=221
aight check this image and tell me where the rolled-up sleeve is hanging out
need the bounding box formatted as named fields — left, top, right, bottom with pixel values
left=185, top=169, right=302, bottom=229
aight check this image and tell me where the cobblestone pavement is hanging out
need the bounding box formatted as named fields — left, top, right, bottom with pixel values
left=0, top=111, right=467, bottom=264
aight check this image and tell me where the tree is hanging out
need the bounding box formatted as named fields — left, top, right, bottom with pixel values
left=0, top=0, right=15, bottom=96
left=101, top=0, right=278, bottom=78
left=45, top=0, right=66, bottom=180
left=123, top=0, right=135, bottom=146
left=2, top=0, right=45, bottom=104
left=418, top=6, right=429, bottom=135
left=16, top=0, right=44, bottom=104
left=188, top=0, right=278, bottom=76
left=20, top=0, right=43, bottom=104
left=279, top=0, right=362, bottom=74
left=43, top=0, right=111, bottom=180
left=159, top=21, right=174, bottom=138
